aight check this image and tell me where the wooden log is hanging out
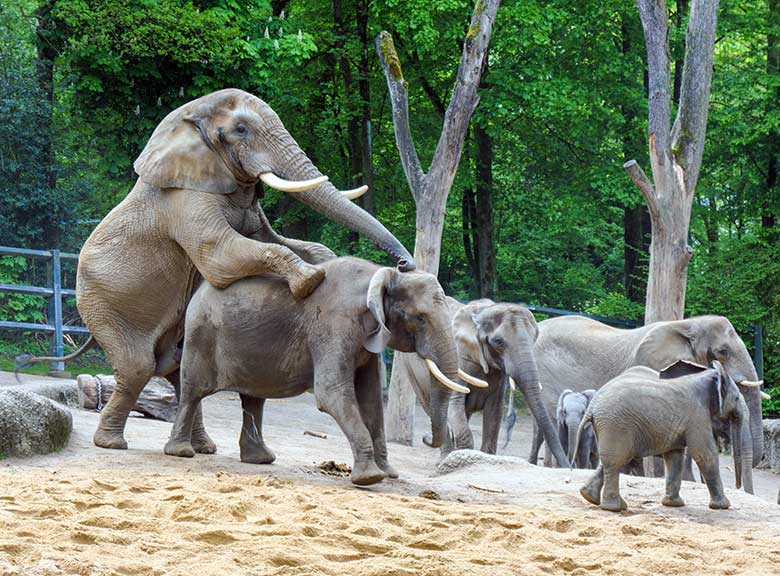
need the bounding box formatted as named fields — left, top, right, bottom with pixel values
left=76, top=374, right=178, bottom=422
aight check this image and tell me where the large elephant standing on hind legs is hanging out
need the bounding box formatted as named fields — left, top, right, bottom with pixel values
left=529, top=315, right=766, bottom=470
left=20, top=89, right=415, bottom=451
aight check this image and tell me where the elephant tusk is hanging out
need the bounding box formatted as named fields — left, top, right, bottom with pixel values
left=761, top=390, right=771, bottom=400
left=426, top=359, right=470, bottom=394
left=738, top=380, right=764, bottom=388
left=458, top=369, right=488, bottom=388
left=259, top=172, right=328, bottom=192
left=509, top=377, right=516, bottom=392
left=341, top=185, right=368, bottom=200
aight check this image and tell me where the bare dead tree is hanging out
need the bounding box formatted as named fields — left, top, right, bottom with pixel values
left=624, top=0, right=719, bottom=324
left=376, top=0, right=499, bottom=444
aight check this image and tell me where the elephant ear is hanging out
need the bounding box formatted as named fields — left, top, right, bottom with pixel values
left=363, top=267, right=395, bottom=353
left=451, top=307, right=489, bottom=374
left=581, top=389, right=596, bottom=405
left=134, top=102, right=236, bottom=194
left=634, top=321, right=698, bottom=371
left=659, top=359, right=709, bottom=380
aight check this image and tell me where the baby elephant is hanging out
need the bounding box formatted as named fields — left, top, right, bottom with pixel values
left=165, top=257, right=467, bottom=486
left=557, top=389, right=597, bottom=469
left=576, top=360, right=753, bottom=512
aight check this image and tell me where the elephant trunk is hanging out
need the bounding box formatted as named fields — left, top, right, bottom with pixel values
left=566, top=415, right=581, bottom=468
left=508, top=349, right=571, bottom=468
left=424, top=331, right=460, bottom=448
left=267, top=128, right=415, bottom=270
left=732, top=358, right=764, bottom=467
left=746, top=388, right=763, bottom=468
left=732, top=397, right=754, bottom=495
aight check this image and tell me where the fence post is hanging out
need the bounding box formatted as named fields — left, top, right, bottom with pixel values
left=48, top=250, right=64, bottom=373
left=752, top=324, right=764, bottom=381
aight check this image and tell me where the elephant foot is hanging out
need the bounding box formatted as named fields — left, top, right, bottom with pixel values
left=579, top=484, right=601, bottom=506
left=191, top=432, right=217, bottom=455
left=240, top=443, right=276, bottom=465
left=422, top=433, right=434, bottom=447
left=708, top=496, right=731, bottom=510
left=662, top=495, right=686, bottom=507
left=600, top=495, right=628, bottom=512
left=289, top=265, right=325, bottom=300
left=164, top=439, right=195, bottom=458
left=375, top=457, right=399, bottom=479
left=350, top=460, right=386, bottom=486
left=93, top=428, right=128, bottom=450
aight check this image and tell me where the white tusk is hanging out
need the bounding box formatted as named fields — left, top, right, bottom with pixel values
left=259, top=172, right=328, bottom=192
left=426, top=359, right=470, bottom=394
left=738, top=380, right=764, bottom=388
left=760, top=390, right=771, bottom=400
left=458, top=369, right=488, bottom=388
left=341, top=185, right=368, bottom=200
left=509, top=377, right=516, bottom=392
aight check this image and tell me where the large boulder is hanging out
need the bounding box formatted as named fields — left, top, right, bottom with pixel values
left=763, top=419, right=780, bottom=470
left=0, top=389, right=72, bottom=458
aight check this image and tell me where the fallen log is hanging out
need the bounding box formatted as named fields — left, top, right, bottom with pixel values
left=76, top=374, right=178, bottom=422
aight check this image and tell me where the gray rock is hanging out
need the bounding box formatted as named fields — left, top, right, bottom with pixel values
left=0, top=389, right=72, bottom=458
left=436, top=449, right=527, bottom=475
left=763, top=419, right=780, bottom=470
left=21, top=381, right=79, bottom=408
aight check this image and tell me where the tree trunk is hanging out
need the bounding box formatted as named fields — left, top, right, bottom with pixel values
left=377, top=0, right=499, bottom=444
left=35, top=1, right=57, bottom=246
left=626, top=0, right=719, bottom=325
left=474, top=123, right=496, bottom=299
left=764, top=0, right=780, bottom=239
left=356, top=0, right=375, bottom=214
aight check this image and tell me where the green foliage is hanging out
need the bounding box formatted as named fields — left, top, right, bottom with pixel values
left=0, top=257, right=45, bottom=323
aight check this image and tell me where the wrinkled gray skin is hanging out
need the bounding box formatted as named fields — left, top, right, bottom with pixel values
left=577, top=361, right=753, bottom=512
left=557, top=389, right=597, bottom=469
left=441, top=301, right=569, bottom=467
left=26, top=89, right=414, bottom=453
left=165, top=257, right=459, bottom=486
left=531, top=315, right=763, bottom=469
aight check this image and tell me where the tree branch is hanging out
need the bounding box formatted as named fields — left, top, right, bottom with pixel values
left=428, top=0, right=500, bottom=185
left=624, top=159, right=660, bottom=222
left=671, top=0, right=719, bottom=194
left=636, top=0, right=672, bottom=169
left=375, top=31, right=425, bottom=198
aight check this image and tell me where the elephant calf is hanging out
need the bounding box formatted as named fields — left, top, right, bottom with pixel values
left=576, top=360, right=753, bottom=512
left=556, top=389, right=597, bottom=469
left=165, top=257, right=466, bottom=486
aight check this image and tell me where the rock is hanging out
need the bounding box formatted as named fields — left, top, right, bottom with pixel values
left=762, top=419, right=780, bottom=470
left=22, top=381, right=79, bottom=408
left=77, top=374, right=178, bottom=422
left=0, top=389, right=72, bottom=458
left=435, top=449, right=527, bottom=475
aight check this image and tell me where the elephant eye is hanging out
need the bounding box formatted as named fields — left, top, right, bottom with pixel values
left=491, top=336, right=504, bottom=348
left=235, top=124, right=247, bottom=135
left=415, top=314, right=426, bottom=324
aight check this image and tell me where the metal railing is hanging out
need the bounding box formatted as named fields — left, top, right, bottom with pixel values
left=0, top=246, right=88, bottom=372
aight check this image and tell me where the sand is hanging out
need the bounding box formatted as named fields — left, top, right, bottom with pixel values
left=1, top=372, right=779, bottom=576
left=0, top=467, right=778, bottom=576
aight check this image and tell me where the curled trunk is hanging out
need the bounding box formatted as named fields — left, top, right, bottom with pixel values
left=508, top=350, right=571, bottom=468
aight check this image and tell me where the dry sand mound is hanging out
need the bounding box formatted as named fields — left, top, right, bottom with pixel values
left=0, top=468, right=778, bottom=576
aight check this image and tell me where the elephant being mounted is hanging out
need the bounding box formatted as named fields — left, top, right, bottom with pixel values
left=21, top=89, right=415, bottom=451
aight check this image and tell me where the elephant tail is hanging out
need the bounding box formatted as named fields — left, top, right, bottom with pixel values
left=15, top=336, right=99, bottom=381
left=571, top=411, right=593, bottom=471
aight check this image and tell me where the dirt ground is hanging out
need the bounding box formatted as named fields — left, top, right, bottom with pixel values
left=1, top=371, right=779, bottom=576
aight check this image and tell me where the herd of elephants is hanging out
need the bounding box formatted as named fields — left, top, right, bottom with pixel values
left=25, top=89, right=777, bottom=512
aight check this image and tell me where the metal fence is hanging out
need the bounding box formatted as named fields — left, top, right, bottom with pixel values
left=0, top=244, right=765, bottom=378
left=0, top=246, right=88, bottom=371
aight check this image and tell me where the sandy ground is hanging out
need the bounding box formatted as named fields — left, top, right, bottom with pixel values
left=1, top=371, right=779, bottom=576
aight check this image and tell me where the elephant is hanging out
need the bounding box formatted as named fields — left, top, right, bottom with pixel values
left=19, top=89, right=414, bottom=452
left=437, top=300, right=570, bottom=467
left=529, top=315, right=765, bottom=470
left=164, top=256, right=465, bottom=486
left=576, top=360, right=754, bottom=512
left=557, top=389, right=597, bottom=469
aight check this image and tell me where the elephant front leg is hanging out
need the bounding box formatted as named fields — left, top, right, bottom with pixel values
left=661, top=449, right=686, bottom=507
left=528, top=421, right=544, bottom=465
left=355, top=357, right=397, bottom=479
left=239, top=395, right=275, bottom=464
left=168, top=369, right=216, bottom=454
left=480, top=390, right=504, bottom=455
left=314, top=361, right=386, bottom=486
left=691, top=444, right=730, bottom=510
left=246, top=209, right=336, bottom=265
left=447, top=393, right=474, bottom=451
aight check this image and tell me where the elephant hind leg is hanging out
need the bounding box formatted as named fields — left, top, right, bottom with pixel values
left=239, top=395, right=275, bottom=464
left=599, top=464, right=627, bottom=512
left=94, top=339, right=156, bottom=450
left=580, top=465, right=604, bottom=506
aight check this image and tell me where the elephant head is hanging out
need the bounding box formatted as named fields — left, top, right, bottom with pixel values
left=556, top=389, right=595, bottom=468
left=364, top=268, right=464, bottom=447
left=465, top=303, right=571, bottom=468
left=660, top=359, right=754, bottom=494
left=134, top=89, right=414, bottom=271
left=635, top=315, right=764, bottom=466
